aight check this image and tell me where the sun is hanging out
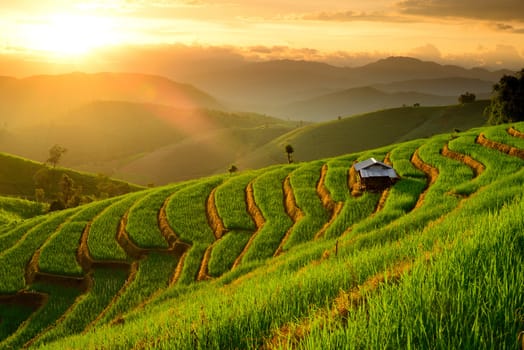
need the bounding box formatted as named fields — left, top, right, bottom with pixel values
left=20, top=13, right=119, bottom=57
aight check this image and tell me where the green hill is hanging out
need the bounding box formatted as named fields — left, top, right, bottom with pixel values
left=0, top=151, right=142, bottom=200
left=237, top=100, right=489, bottom=169
left=0, top=196, right=46, bottom=226
left=277, top=86, right=458, bottom=122
left=0, top=121, right=523, bottom=349
left=1, top=101, right=297, bottom=185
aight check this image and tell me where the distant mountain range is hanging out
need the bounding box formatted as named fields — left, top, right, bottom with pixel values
left=0, top=58, right=511, bottom=184
left=184, top=56, right=508, bottom=119
left=277, top=87, right=458, bottom=122
left=372, top=77, right=494, bottom=96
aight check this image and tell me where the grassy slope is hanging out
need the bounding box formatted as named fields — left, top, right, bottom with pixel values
left=2, top=102, right=297, bottom=186
left=0, top=121, right=522, bottom=349
left=277, top=86, right=457, bottom=122
left=237, top=100, right=489, bottom=170
left=115, top=124, right=295, bottom=184
left=0, top=151, right=142, bottom=199
left=0, top=196, right=46, bottom=225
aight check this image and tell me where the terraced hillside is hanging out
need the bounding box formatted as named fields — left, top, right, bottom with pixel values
left=1, top=122, right=524, bottom=349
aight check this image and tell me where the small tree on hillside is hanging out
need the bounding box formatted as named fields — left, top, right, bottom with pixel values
left=285, top=144, right=294, bottom=164
left=59, top=174, right=84, bottom=208
left=228, top=164, right=238, bottom=175
left=47, top=144, right=67, bottom=168
left=35, top=188, right=45, bottom=203
left=458, top=92, right=476, bottom=104
left=33, top=167, right=52, bottom=191
left=486, top=69, right=524, bottom=124
left=59, top=174, right=75, bottom=206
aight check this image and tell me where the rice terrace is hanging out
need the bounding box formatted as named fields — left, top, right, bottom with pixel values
left=1, top=1, right=524, bottom=349
left=0, top=120, right=523, bottom=349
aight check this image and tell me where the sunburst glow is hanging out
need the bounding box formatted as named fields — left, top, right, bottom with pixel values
left=19, top=13, right=120, bottom=56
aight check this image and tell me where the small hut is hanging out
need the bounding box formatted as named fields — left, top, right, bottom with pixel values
left=353, top=158, right=399, bottom=192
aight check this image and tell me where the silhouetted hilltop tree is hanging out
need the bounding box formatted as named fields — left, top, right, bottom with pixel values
left=486, top=69, right=524, bottom=124
left=46, top=144, right=67, bottom=168
left=458, top=92, right=476, bottom=104
left=285, top=144, right=294, bottom=164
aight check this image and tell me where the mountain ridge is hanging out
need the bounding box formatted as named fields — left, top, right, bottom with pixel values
left=0, top=72, right=223, bottom=127
left=184, top=56, right=511, bottom=117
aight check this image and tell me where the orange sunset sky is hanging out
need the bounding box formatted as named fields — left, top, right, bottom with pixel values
left=1, top=0, right=524, bottom=75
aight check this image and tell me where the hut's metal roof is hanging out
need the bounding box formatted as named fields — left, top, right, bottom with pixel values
left=354, top=158, right=399, bottom=179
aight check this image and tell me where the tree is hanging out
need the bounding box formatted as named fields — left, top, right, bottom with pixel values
left=47, top=144, right=67, bottom=168
left=33, top=167, right=52, bottom=191
left=285, top=144, right=294, bottom=164
left=58, top=174, right=84, bottom=208
left=35, top=188, right=45, bottom=203
left=458, top=92, right=476, bottom=104
left=228, top=164, right=238, bottom=174
left=486, top=69, right=524, bottom=125
left=59, top=174, right=75, bottom=206
left=49, top=199, right=65, bottom=212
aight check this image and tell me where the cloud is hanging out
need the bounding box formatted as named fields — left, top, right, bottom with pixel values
left=290, top=10, right=414, bottom=23
left=440, top=44, right=524, bottom=69
left=1, top=43, right=523, bottom=80
left=408, top=43, right=442, bottom=60
left=397, top=0, right=524, bottom=22
left=493, top=23, right=524, bottom=33
left=123, top=0, right=205, bottom=7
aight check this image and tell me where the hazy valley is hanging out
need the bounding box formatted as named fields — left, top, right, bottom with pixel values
left=0, top=57, right=502, bottom=185
left=1, top=52, right=524, bottom=350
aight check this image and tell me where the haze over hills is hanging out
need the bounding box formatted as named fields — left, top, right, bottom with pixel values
left=0, top=100, right=297, bottom=185
left=184, top=56, right=509, bottom=117
left=372, top=77, right=494, bottom=96
left=0, top=72, right=222, bottom=127
left=278, top=87, right=458, bottom=122
left=0, top=57, right=510, bottom=184
left=1, top=0, right=523, bottom=347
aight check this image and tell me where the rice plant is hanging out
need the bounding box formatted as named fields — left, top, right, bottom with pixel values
left=240, top=165, right=297, bottom=263
left=88, top=192, right=145, bottom=261
left=165, top=176, right=224, bottom=245
left=38, top=198, right=119, bottom=276
left=32, top=268, right=129, bottom=346
left=0, top=283, right=82, bottom=349
left=126, top=185, right=186, bottom=249
left=284, top=161, right=330, bottom=249
left=207, top=230, right=252, bottom=277
left=0, top=209, right=77, bottom=293
left=214, top=171, right=259, bottom=231
left=93, top=252, right=179, bottom=326
left=0, top=216, right=46, bottom=253
left=0, top=304, right=35, bottom=342
left=483, top=122, right=524, bottom=149
left=0, top=196, right=46, bottom=222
